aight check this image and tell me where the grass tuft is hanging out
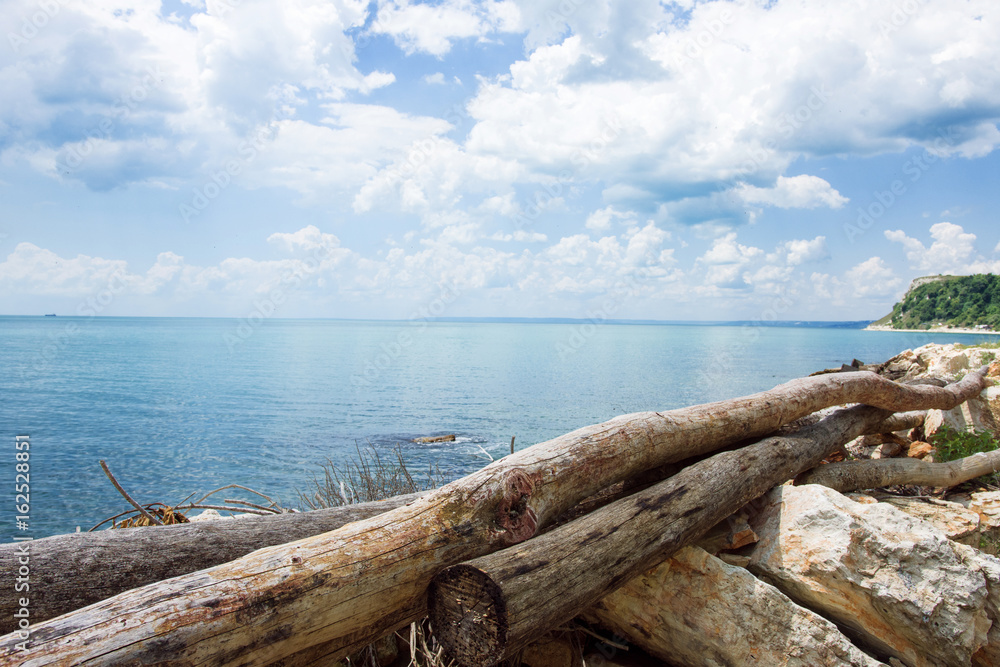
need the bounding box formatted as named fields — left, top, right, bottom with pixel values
left=929, top=425, right=1000, bottom=488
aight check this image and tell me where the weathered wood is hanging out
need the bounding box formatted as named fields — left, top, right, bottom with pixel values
left=428, top=374, right=985, bottom=666
left=0, top=411, right=921, bottom=635
left=0, top=492, right=425, bottom=635
left=797, top=449, right=1000, bottom=492
left=426, top=403, right=907, bottom=666
left=2, top=370, right=985, bottom=666
left=872, top=410, right=926, bottom=433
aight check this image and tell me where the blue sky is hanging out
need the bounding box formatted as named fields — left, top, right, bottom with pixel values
left=1, top=0, right=999, bottom=321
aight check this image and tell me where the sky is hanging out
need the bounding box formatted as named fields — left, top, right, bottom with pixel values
left=1, top=0, right=999, bottom=322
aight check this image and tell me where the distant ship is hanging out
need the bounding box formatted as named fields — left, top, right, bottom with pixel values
left=44, top=313, right=56, bottom=317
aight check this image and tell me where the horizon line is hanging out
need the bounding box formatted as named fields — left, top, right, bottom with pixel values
left=2, top=313, right=876, bottom=327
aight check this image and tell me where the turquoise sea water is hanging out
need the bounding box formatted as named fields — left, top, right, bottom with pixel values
left=2, top=315, right=998, bottom=538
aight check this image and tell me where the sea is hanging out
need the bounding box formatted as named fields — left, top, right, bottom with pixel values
left=3, top=315, right=998, bottom=538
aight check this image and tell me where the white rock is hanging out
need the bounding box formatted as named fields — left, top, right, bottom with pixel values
left=586, top=546, right=885, bottom=667
left=875, top=496, right=980, bottom=545
left=968, top=491, right=1000, bottom=531
left=187, top=509, right=233, bottom=522
left=881, top=344, right=1000, bottom=439
left=748, top=484, right=995, bottom=667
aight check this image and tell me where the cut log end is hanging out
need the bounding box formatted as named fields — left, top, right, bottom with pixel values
left=428, top=564, right=507, bottom=667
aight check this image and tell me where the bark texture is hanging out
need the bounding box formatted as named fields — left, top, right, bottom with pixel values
left=2, top=370, right=985, bottom=666
left=0, top=493, right=425, bottom=635
left=797, top=449, right=1000, bottom=492
left=427, top=404, right=909, bottom=666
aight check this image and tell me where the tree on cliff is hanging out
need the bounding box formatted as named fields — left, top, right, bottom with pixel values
left=888, top=273, right=1000, bottom=329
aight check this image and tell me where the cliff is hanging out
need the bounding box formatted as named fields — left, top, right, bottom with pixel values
left=872, top=274, right=1000, bottom=331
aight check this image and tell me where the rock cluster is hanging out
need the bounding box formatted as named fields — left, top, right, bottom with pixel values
left=571, top=343, right=1000, bottom=667
left=880, top=344, right=1000, bottom=438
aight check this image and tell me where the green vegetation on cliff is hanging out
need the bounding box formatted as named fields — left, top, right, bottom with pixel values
left=886, top=274, right=1000, bottom=329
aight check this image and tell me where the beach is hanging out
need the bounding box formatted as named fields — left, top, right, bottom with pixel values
left=865, top=324, right=1000, bottom=335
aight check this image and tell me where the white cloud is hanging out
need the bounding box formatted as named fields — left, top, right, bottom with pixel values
left=847, top=257, right=902, bottom=298
left=585, top=206, right=637, bottom=231
left=810, top=272, right=846, bottom=303
left=736, top=176, right=848, bottom=210
left=267, top=225, right=342, bottom=254
left=884, top=222, right=1000, bottom=274
left=0, top=0, right=387, bottom=190
left=699, top=233, right=763, bottom=266
left=456, top=0, right=1000, bottom=224
left=696, top=232, right=765, bottom=289
left=775, top=237, right=830, bottom=266
left=370, top=0, right=519, bottom=57
left=236, top=105, right=453, bottom=201
left=423, top=72, right=446, bottom=85
left=491, top=230, right=548, bottom=242
left=0, top=242, right=129, bottom=296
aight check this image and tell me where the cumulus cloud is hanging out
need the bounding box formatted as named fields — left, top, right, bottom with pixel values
left=1, top=0, right=390, bottom=190
left=696, top=233, right=765, bottom=289
left=885, top=222, right=1000, bottom=274
left=773, top=237, right=830, bottom=266
left=455, top=0, right=1000, bottom=223
left=370, top=0, right=519, bottom=56
left=0, top=225, right=677, bottom=312
left=267, top=225, right=342, bottom=254
left=847, top=257, right=903, bottom=298
left=736, top=176, right=848, bottom=210
left=490, top=230, right=548, bottom=242
left=585, top=206, right=638, bottom=231
left=699, top=233, right=763, bottom=266
left=0, top=243, right=129, bottom=296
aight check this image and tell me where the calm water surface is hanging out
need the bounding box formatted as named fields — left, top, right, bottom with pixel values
left=2, top=316, right=996, bottom=537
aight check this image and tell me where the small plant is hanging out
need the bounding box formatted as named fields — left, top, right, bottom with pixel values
left=929, top=425, right=999, bottom=461
left=298, top=443, right=444, bottom=509
left=929, top=425, right=1000, bottom=488
left=297, top=445, right=451, bottom=666
left=980, top=532, right=1000, bottom=557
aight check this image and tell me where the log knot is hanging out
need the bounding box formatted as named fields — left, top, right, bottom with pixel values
left=495, top=469, right=539, bottom=545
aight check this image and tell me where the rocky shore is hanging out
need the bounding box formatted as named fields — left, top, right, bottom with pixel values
left=866, top=324, right=1000, bottom=335
left=574, top=343, right=1000, bottom=667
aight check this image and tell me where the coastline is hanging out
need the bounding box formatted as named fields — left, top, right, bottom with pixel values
left=865, top=324, right=1000, bottom=335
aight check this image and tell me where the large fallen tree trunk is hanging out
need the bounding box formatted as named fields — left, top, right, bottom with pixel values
left=797, top=449, right=1000, bottom=492
left=0, top=493, right=425, bottom=635
left=2, top=370, right=985, bottom=666
left=0, top=412, right=926, bottom=635
left=427, top=402, right=907, bottom=666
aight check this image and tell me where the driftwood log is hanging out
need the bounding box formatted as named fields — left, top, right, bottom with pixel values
left=0, top=493, right=424, bottom=635
left=427, top=403, right=910, bottom=666
left=0, top=413, right=924, bottom=634
left=1, top=370, right=986, bottom=666
left=0, top=410, right=926, bottom=634
left=797, top=449, right=1000, bottom=492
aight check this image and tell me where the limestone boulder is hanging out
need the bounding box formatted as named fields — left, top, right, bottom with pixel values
left=747, top=484, right=997, bottom=667
left=875, top=496, right=980, bottom=545
left=879, top=344, right=1000, bottom=439
left=586, top=545, right=885, bottom=667
left=966, top=491, right=1000, bottom=531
